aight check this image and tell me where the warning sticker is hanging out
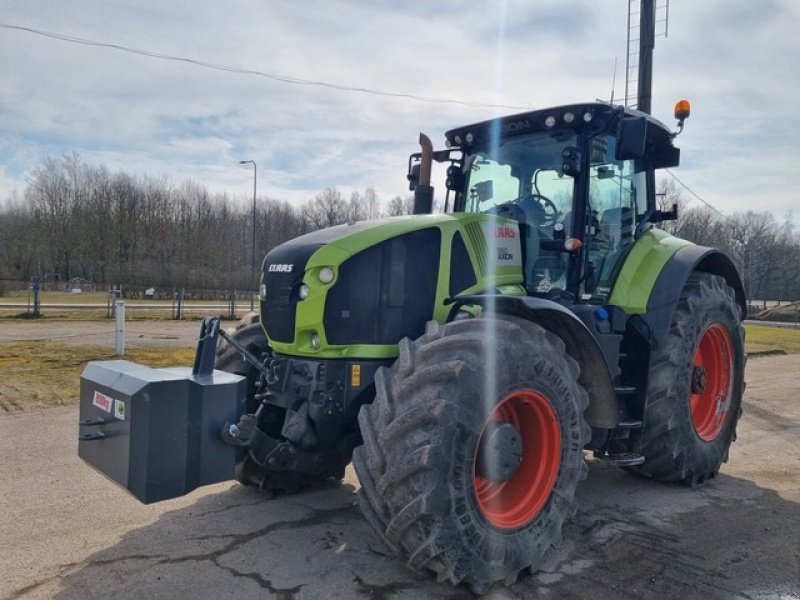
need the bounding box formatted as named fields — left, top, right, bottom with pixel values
left=92, top=391, right=113, bottom=413
left=351, top=364, right=361, bottom=387
left=114, top=399, right=126, bottom=421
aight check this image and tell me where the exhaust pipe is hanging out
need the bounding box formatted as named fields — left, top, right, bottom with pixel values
left=413, top=133, right=434, bottom=215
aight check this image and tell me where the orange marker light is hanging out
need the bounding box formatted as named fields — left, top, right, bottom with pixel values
left=564, top=238, right=582, bottom=252
left=674, top=99, right=691, bottom=122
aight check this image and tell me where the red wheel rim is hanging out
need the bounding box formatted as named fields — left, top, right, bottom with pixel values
left=473, top=390, right=561, bottom=529
left=690, top=323, right=734, bottom=441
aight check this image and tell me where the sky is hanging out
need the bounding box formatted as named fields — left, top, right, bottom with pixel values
left=0, top=1, right=798, bottom=222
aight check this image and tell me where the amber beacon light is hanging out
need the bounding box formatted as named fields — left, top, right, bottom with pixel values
left=674, top=99, right=691, bottom=124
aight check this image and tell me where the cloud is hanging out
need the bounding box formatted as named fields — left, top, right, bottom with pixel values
left=0, top=0, right=797, bottom=222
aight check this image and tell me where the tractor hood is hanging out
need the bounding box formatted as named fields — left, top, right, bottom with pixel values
left=259, top=213, right=525, bottom=359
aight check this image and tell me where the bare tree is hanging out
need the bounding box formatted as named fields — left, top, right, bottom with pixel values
left=302, top=187, right=348, bottom=229
left=385, top=194, right=414, bottom=216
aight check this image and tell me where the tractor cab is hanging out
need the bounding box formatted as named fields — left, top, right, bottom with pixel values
left=411, top=102, right=683, bottom=304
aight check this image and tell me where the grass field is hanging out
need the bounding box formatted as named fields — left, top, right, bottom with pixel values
left=0, top=341, right=195, bottom=411
left=743, top=323, right=800, bottom=355
left=1, top=322, right=797, bottom=411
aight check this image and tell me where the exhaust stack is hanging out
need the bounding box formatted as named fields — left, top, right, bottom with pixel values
left=413, top=133, right=434, bottom=214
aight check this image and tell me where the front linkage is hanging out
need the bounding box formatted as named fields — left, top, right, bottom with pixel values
left=201, top=317, right=382, bottom=485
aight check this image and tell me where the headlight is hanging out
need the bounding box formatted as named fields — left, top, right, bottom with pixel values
left=298, top=284, right=310, bottom=300
left=259, top=284, right=266, bottom=300
left=310, top=332, right=321, bottom=350
left=318, top=267, right=335, bottom=284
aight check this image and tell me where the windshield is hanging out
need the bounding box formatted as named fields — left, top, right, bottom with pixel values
left=459, top=131, right=577, bottom=294
left=461, top=131, right=576, bottom=232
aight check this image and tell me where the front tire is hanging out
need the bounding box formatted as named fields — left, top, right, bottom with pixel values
left=631, top=273, right=745, bottom=484
left=352, top=316, right=590, bottom=593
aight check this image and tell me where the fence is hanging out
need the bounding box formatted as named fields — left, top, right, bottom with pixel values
left=0, top=285, right=258, bottom=321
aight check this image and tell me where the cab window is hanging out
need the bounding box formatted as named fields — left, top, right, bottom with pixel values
left=586, top=135, right=647, bottom=298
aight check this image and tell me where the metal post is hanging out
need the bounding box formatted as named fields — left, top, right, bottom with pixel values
left=115, top=301, right=125, bottom=356
left=175, top=287, right=184, bottom=320
left=31, top=278, right=41, bottom=318
left=239, top=160, right=257, bottom=311
left=637, top=0, right=656, bottom=115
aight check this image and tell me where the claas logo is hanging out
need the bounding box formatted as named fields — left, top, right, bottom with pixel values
left=495, top=226, right=516, bottom=239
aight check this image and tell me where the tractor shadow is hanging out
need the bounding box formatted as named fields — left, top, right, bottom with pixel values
left=52, top=464, right=799, bottom=600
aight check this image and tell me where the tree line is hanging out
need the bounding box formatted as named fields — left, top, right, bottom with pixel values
left=1, top=154, right=798, bottom=302
left=0, top=153, right=413, bottom=292
left=655, top=180, right=800, bottom=302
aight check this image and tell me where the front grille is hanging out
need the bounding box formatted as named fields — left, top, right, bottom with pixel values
left=261, top=272, right=298, bottom=343
left=324, top=228, right=441, bottom=345
left=260, top=242, right=321, bottom=344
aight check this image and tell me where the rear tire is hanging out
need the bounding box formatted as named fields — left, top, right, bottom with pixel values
left=631, top=273, right=745, bottom=485
left=352, top=316, right=590, bottom=593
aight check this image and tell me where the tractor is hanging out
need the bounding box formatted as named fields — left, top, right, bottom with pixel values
left=78, top=99, right=745, bottom=593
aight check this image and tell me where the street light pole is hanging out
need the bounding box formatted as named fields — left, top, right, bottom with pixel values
left=239, top=160, right=257, bottom=311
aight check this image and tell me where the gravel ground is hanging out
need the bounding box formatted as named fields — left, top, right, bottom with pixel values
left=0, top=319, right=204, bottom=349
left=1, top=336, right=798, bottom=599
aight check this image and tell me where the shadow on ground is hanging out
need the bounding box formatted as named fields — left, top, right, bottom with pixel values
left=35, top=462, right=800, bottom=600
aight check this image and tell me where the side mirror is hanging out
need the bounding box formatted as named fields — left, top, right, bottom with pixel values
left=407, top=162, right=420, bottom=191
left=615, top=116, right=648, bottom=161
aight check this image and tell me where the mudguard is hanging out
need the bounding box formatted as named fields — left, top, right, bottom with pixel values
left=449, top=295, right=618, bottom=429
left=642, top=245, right=746, bottom=352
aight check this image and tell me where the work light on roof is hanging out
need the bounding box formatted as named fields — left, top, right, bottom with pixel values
left=563, top=112, right=575, bottom=124
left=544, top=115, right=556, bottom=128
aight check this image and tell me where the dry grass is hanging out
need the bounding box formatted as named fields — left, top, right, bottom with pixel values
left=2, top=322, right=796, bottom=412
left=0, top=341, right=195, bottom=412
left=744, top=323, right=800, bottom=355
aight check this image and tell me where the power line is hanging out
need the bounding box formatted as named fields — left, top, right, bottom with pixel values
left=0, top=22, right=528, bottom=111
left=664, top=168, right=728, bottom=219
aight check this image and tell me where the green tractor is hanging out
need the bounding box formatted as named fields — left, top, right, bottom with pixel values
left=216, top=100, right=745, bottom=590
left=79, top=100, right=745, bottom=593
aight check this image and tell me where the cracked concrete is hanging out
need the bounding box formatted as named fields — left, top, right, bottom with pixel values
left=2, top=355, right=800, bottom=599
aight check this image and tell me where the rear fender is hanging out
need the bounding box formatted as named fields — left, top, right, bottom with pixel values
left=450, top=295, right=618, bottom=429
left=644, top=246, right=746, bottom=351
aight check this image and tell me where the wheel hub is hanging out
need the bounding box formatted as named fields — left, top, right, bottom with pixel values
left=690, top=323, right=734, bottom=442
left=691, top=366, right=708, bottom=394
left=475, top=421, right=523, bottom=483
left=473, top=389, right=562, bottom=530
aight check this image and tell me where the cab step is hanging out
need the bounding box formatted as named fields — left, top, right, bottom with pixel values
left=593, top=450, right=645, bottom=466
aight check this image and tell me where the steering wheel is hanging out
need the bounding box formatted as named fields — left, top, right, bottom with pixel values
left=515, top=194, right=559, bottom=227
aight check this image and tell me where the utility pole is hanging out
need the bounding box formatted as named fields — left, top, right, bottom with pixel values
left=625, top=0, right=667, bottom=113
left=637, top=0, right=656, bottom=115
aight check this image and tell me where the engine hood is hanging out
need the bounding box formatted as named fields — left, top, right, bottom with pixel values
left=260, top=212, right=526, bottom=360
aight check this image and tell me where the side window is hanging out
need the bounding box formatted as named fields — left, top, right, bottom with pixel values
left=587, top=136, right=646, bottom=299
left=449, top=231, right=477, bottom=296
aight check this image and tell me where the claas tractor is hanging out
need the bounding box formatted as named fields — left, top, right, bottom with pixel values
left=78, top=100, right=746, bottom=594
